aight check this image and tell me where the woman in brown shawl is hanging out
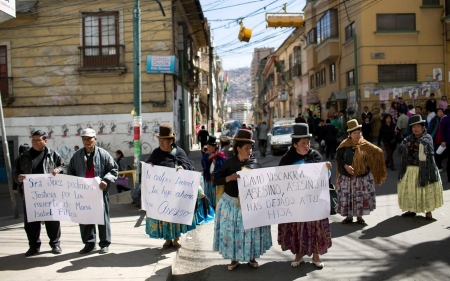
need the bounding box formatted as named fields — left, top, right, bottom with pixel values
left=336, top=120, right=387, bottom=224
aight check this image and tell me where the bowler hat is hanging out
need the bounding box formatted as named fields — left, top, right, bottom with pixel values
left=409, top=115, right=426, bottom=126
left=233, top=129, right=255, bottom=143
left=347, top=119, right=362, bottom=132
left=206, top=136, right=218, bottom=145
left=156, top=124, right=176, bottom=139
left=291, top=123, right=312, bottom=138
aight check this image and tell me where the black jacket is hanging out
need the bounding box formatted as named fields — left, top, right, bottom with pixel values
left=322, top=124, right=338, bottom=143
left=215, top=155, right=261, bottom=197
left=279, top=147, right=322, bottom=166
left=145, top=146, right=194, bottom=170
left=378, top=122, right=396, bottom=144
left=361, top=122, right=372, bottom=138
left=426, top=99, right=437, bottom=113
left=197, top=130, right=209, bottom=145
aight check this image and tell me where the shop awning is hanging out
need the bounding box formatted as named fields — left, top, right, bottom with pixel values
left=328, top=90, right=347, bottom=102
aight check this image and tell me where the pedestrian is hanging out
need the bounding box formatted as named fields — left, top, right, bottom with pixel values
left=295, top=113, right=306, bottom=123
left=407, top=107, right=427, bottom=135
left=361, top=106, right=373, bottom=123
left=426, top=93, right=437, bottom=114
left=145, top=124, right=195, bottom=249
left=338, top=110, right=347, bottom=131
left=337, top=120, right=387, bottom=225
left=197, top=125, right=209, bottom=154
left=242, top=123, right=249, bottom=130
left=361, top=116, right=372, bottom=141
left=201, top=135, right=227, bottom=209
left=115, top=150, right=131, bottom=193
left=396, top=108, right=409, bottom=138
left=277, top=124, right=332, bottom=269
left=439, top=108, right=450, bottom=182
left=331, top=115, right=344, bottom=142
left=438, top=95, right=448, bottom=110
left=389, top=101, right=398, bottom=123
left=322, top=119, right=338, bottom=160
left=406, top=104, right=415, bottom=118
left=14, top=131, right=65, bottom=257
left=257, top=121, right=269, bottom=157
left=74, top=145, right=79, bottom=151
left=314, top=119, right=325, bottom=153
left=307, top=111, right=314, bottom=134
left=398, top=115, right=444, bottom=220
left=12, top=143, right=30, bottom=197
left=213, top=129, right=272, bottom=271
left=378, top=114, right=397, bottom=170
left=67, top=128, right=118, bottom=254
left=428, top=108, right=445, bottom=171
left=397, top=97, right=408, bottom=117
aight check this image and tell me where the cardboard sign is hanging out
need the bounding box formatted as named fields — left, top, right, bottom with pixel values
left=23, top=174, right=104, bottom=224
left=237, top=163, right=330, bottom=229
left=141, top=162, right=200, bottom=225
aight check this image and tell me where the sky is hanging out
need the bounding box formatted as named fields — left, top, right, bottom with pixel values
left=199, top=0, right=307, bottom=70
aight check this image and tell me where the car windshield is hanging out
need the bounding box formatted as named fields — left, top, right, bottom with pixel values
left=272, top=125, right=294, bottom=136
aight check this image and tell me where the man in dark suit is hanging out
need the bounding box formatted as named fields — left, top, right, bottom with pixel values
left=197, top=126, right=209, bottom=154
left=322, top=119, right=338, bottom=159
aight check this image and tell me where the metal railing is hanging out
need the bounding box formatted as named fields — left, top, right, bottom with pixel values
left=78, top=45, right=125, bottom=69
left=0, top=77, right=13, bottom=98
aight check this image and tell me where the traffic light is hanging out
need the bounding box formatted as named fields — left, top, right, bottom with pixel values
left=265, top=3, right=304, bottom=28
left=238, top=20, right=252, bottom=42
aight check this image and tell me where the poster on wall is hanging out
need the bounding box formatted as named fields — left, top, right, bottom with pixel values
left=392, top=88, right=401, bottom=99
left=380, top=90, right=389, bottom=101
left=409, top=87, right=420, bottom=99
left=421, top=83, right=431, bottom=97
left=433, top=68, right=442, bottom=81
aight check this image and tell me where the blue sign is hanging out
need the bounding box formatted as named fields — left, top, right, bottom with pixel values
left=146, top=55, right=179, bottom=75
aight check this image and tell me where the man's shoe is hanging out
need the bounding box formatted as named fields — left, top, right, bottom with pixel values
left=79, top=245, right=97, bottom=254
left=25, top=248, right=40, bottom=257
left=99, top=247, right=109, bottom=254
left=52, top=246, right=62, bottom=254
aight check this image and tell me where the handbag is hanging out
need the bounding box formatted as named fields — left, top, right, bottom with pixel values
left=116, top=176, right=129, bottom=187
left=329, top=183, right=338, bottom=215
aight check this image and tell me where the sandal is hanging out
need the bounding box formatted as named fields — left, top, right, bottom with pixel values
left=425, top=212, right=434, bottom=221
left=341, top=217, right=353, bottom=224
left=162, top=241, right=172, bottom=249
left=357, top=218, right=366, bottom=224
left=291, top=257, right=305, bottom=268
left=228, top=262, right=240, bottom=271
left=248, top=260, right=259, bottom=268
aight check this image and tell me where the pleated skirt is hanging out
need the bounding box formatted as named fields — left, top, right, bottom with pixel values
left=204, top=178, right=217, bottom=209
left=194, top=197, right=215, bottom=225
left=337, top=172, right=376, bottom=217
left=145, top=218, right=196, bottom=240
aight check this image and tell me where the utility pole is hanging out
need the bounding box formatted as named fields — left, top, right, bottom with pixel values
left=0, top=92, right=18, bottom=219
left=353, top=33, right=359, bottom=120
left=132, top=0, right=142, bottom=184
left=209, top=46, right=214, bottom=135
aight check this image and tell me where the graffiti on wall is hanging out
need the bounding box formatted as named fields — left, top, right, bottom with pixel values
left=55, top=146, right=74, bottom=164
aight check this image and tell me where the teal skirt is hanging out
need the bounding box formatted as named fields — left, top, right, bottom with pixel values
left=145, top=217, right=196, bottom=240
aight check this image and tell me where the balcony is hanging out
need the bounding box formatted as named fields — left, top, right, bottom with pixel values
left=306, top=46, right=317, bottom=71
left=316, top=39, right=339, bottom=64
left=283, top=70, right=292, bottom=82
left=292, top=64, right=302, bottom=77
left=0, top=76, right=14, bottom=105
left=278, top=92, right=288, bottom=101
left=78, top=45, right=127, bottom=77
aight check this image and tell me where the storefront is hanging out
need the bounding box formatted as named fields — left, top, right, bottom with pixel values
left=326, top=90, right=347, bottom=118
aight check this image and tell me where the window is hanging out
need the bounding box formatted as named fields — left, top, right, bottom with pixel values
left=82, top=12, right=120, bottom=67
left=377, top=14, right=415, bottom=31
left=317, top=9, right=338, bottom=44
left=347, top=70, right=355, bottom=86
left=0, top=46, right=8, bottom=97
left=345, top=22, right=355, bottom=41
left=288, top=54, right=293, bottom=70
left=294, top=46, right=301, bottom=64
left=330, top=63, right=336, bottom=82
left=316, top=72, right=320, bottom=88
left=378, top=64, right=417, bottom=82
left=422, top=0, right=440, bottom=5
left=307, top=28, right=317, bottom=44
left=321, top=68, right=326, bottom=85
left=310, top=75, right=315, bottom=89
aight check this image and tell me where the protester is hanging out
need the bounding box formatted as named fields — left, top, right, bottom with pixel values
left=407, top=106, right=427, bottom=135
left=257, top=121, right=269, bottom=157
left=197, top=125, right=209, bottom=154
left=194, top=176, right=215, bottom=225
left=277, top=124, right=332, bottom=269
left=428, top=108, right=445, bottom=171
left=398, top=115, right=444, bottom=220
left=14, top=131, right=65, bottom=257
left=213, top=129, right=272, bottom=271
left=68, top=128, right=118, bottom=254
left=295, top=113, right=306, bottom=123
left=396, top=109, right=409, bottom=138
left=378, top=114, right=397, bottom=170
left=12, top=143, right=30, bottom=197
left=115, top=150, right=131, bottom=193
left=361, top=116, right=372, bottom=141
left=361, top=106, right=373, bottom=123
left=426, top=93, right=437, bottom=114
left=438, top=95, right=448, bottom=110
left=322, top=119, right=338, bottom=160
left=439, top=109, right=450, bottom=182
left=336, top=120, right=387, bottom=225
left=201, top=136, right=227, bottom=209
left=145, top=124, right=195, bottom=249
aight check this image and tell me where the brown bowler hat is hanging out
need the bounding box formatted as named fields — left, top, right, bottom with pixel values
left=233, top=129, right=255, bottom=143
left=347, top=119, right=362, bottom=132
left=156, top=124, right=176, bottom=139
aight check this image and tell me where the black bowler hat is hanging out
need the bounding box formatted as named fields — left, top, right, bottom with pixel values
left=233, top=129, right=255, bottom=143
left=409, top=115, right=426, bottom=126
left=291, top=124, right=312, bottom=138
left=206, top=136, right=218, bottom=145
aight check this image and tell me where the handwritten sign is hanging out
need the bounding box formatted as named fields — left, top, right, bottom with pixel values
left=141, top=162, right=200, bottom=225
left=237, top=163, right=330, bottom=230
left=23, top=174, right=104, bottom=224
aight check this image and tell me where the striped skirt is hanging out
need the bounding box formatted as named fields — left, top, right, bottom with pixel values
left=213, top=193, right=272, bottom=262
left=337, top=172, right=376, bottom=217
left=398, top=166, right=444, bottom=213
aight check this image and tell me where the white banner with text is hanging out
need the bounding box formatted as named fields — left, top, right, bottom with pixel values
left=141, top=162, right=200, bottom=225
left=237, top=163, right=330, bottom=229
left=23, top=174, right=104, bottom=224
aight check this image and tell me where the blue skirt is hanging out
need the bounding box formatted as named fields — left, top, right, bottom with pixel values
left=204, top=178, right=217, bottom=209
left=213, top=193, right=272, bottom=262
left=145, top=218, right=196, bottom=240
left=195, top=197, right=215, bottom=225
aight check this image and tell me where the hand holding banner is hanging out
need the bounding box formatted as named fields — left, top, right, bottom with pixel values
left=23, top=174, right=104, bottom=224
left=237, top=163, right=330, bottom=230
left=141, top=162, right=200, bottom=225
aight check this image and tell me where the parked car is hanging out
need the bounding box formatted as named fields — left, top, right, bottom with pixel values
left=268, top=120, right=295, bottom=155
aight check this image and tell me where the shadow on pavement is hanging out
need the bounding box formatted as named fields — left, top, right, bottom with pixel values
left=329, top=220, right=365, bottom=239
left=359, top=215, right=434, bottom=240
left=0, top=251, right=81, bottom=271
left=171, top=261, right=317, bottom=281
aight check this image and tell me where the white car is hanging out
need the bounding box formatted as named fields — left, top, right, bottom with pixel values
left=268, top=122, right=295, bottom=155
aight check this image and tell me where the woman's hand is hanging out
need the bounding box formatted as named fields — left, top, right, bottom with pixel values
left=226, top=173, right=240, bottom=182
left=176, top=166, right=184, bottom=172
left=208, top=153, right=214, bottom=160
left=325, top=161, right=332, bottom=170
left=344, top=164, right=354, bottom=176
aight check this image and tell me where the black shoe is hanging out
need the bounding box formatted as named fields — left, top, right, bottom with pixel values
left=52, top=245, right=62, bottom=254
left=79, top=244, right=97, bottom=254
left=25, top=248, right=40, bottom=257
left=99, top=247, right=109, bottom=254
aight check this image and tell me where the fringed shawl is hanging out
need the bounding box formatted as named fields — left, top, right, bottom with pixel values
left=336, top=137, right=387, bottom=185
left=398, top=132, right=440, bottom=187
